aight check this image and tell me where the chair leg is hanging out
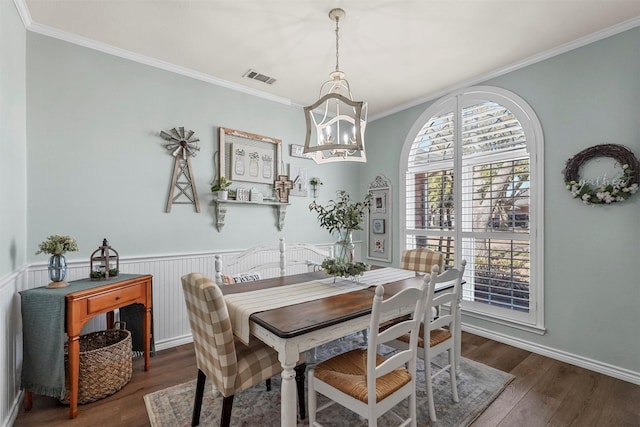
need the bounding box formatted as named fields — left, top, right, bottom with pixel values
left=295, top=363, right=307, bottom=419
left=449, top=348, right=459, bottom=402
left=192, top=369, right=206, bottom=427
left=220, top=395, right=234, bottom=427
left=266, top=378, right=271, bottom=391
left=425, top=356, right=437, bottom=422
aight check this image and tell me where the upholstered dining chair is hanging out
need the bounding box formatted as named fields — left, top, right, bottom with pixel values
left=400, top=247, right=445, bottom=275
left=387, top=261, right=466, bottom=422
left=181, top=272, right=306, bottom=427
left=308, top=280, right=429, bottom=427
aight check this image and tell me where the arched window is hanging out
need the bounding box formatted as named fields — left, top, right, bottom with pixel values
left=400, top=86, right=544, bottom=330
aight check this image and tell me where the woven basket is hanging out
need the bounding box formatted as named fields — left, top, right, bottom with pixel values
left=60, top=328, right=132, bottom=404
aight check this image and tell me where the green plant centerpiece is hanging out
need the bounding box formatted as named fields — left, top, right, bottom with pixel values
left=309, top=190, right=372, bottom=280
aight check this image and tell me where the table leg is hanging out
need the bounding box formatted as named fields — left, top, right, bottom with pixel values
left=106, top=310, right=115, bottom=329
left=144, top=306, right=151, bottom=371
left=68, top=334, right=80, bottom=418
left=23, top=390, right=32, bottom=411
left=280, top=363, right=297, bottom=427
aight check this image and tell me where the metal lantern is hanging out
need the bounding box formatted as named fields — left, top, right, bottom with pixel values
left=90, top=238, right=119, bottom=280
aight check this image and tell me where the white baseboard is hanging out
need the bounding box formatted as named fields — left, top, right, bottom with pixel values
left=154, top=334, right=193, bottom=352
left=463, top=323, right=640, bottom=385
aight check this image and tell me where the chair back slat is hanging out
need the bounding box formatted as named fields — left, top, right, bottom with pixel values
left=367, top=283, right=427, bottom=392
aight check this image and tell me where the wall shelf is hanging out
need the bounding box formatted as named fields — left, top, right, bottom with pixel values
left=213, top=199, right=289, bottom=231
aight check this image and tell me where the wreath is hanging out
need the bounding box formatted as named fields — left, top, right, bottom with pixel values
left=563, top=144, right=639, bottom=205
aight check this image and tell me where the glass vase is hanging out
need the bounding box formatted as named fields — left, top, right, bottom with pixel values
left=48, top=254, right=68, bottom=283
left=334, top=230, right=355, bottom=263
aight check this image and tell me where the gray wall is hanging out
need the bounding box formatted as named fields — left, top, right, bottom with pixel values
left=26, top=33, right=364, bottom=263
left=0, top=0, right=27, bottom=277
left=363, top=27, right=640, bottom=374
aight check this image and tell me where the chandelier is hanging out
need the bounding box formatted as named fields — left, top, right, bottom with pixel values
left=303, top=8, right=367, bottom=163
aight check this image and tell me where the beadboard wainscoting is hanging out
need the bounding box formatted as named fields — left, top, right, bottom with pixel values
left=23, top=242, right=341, bottom=351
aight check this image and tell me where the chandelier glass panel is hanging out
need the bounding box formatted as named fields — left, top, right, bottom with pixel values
left=303, top=8, right=367, bottom=163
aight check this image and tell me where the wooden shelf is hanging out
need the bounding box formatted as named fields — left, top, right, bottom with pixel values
left=213, top=199, right=289, bottom=231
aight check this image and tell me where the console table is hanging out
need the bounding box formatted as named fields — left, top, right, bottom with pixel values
left=20, top=274, right=153, bottom=419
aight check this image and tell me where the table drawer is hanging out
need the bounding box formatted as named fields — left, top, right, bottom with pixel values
left=86, top=284, right=144, bottom=314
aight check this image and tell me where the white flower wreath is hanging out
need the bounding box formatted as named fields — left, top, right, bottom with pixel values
left=563, top=144, right=639, bottom=205
left=565, top=164, right=638, bottom=205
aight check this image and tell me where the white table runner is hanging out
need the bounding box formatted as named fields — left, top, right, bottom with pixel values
left=224, top=267, right=416, bottom=344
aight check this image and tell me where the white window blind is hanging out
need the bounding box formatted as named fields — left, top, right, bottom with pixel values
left=402, top=87, right=543, bottom=329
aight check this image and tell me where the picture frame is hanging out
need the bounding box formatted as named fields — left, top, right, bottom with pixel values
left=290, top=144, right=313, bottom=159
left=373, top=194, right=386, bottom=213
left=372, top=219, right=385, bottom=234
left=368, top=174, right=392, bottom=262
left=289, top=164, right=309, bottom=197
left=218, top=128, right=282, bottom=198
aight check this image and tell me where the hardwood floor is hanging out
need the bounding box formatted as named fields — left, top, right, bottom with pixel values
left=13, top=332, right=639, bottom=426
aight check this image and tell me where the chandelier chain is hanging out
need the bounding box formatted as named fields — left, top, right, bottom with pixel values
left=334, top=15, right=340, bottom=71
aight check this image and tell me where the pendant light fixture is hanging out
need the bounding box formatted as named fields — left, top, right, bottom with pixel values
left=303, top=8, right=367, bottom=163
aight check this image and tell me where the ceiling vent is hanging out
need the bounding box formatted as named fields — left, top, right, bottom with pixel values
left=243, top=69, right=277, bottom=85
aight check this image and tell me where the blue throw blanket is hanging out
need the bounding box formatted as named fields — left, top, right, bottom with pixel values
left=20, top=274, right=143, bottom=399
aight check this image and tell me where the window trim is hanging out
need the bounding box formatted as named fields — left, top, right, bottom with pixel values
left=399, top=86, right=545, bottom=331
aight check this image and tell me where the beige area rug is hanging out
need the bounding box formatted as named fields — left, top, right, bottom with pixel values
left=145, top=336, right=513, bottom=426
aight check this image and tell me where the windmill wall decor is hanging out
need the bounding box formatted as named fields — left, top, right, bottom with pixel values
left=160, top=127, right=201, bottom=213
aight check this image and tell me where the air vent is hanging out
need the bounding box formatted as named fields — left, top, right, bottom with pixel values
left=243, top=69, right=277, bottom=85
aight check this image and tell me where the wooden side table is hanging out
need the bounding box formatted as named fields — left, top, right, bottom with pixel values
left=22, top=274, right=153, bottom=419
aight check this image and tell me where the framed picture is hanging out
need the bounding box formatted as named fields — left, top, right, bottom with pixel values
left=290, top=144, right=313, bottom=159
left=218, top=127, right=282, bottom=198
left=289, top=165, right=309, bottom=197
left=372, top=219, right=385, bottom=234
left=368, top=175, right=392, bottom=262
left=373, top=194, right=386, bottom=213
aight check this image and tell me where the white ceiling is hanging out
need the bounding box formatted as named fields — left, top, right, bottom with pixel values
left=20, top=1, right=640, bottom=119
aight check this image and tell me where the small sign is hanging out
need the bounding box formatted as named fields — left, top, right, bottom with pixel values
left=290, top=144, right=313, bottom=159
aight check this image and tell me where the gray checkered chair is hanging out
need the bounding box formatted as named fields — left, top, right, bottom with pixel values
left=182, top=273, right=306, bottom=427
left=400, top=248, right=445, bottom=274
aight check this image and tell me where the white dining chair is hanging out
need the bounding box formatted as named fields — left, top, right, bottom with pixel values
left=308, top=280, right=429, bottom=427
left=387, top=260, right=466, bottom=422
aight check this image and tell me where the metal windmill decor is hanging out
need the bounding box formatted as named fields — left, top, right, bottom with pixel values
left=160, top=127, right=201, bottom=213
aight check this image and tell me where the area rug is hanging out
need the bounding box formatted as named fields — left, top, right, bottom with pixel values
left=145, top=336, right=513, bottom=426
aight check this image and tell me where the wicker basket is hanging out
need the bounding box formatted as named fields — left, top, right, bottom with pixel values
left=60, top=328, right=132, bottom=404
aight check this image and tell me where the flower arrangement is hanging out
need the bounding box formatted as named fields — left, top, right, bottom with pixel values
left=321, top=259, right=370, bottom=280
left=563, top=144, right=639, bottom=205
left=309, top=190, right=372, bottom=236
left=310, top=177, right=323, bottom=187
left=35, top=234, right=78, bottom=255
left=565, top=164, right=638, bottom=204
left=310, top=190, right=372, bottom=279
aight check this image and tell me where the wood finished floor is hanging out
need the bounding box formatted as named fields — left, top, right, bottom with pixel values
left=13, top=332, right=640, bottom=426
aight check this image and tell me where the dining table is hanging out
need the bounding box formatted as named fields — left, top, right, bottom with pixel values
left=220, top=267, right=460, bottom=427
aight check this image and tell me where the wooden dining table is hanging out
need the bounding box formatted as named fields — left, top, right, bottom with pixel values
left=220, top=268, right=460, bottom=427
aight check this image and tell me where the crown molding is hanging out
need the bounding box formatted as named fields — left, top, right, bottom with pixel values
left=371, top=16, right=640, bottom=121
left=20, top=17, right=294, bottom=108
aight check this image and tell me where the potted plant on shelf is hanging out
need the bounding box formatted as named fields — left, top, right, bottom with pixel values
left=211, top=176, right=232, bottom=200
left=309, top=190, right=372, bottom=280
